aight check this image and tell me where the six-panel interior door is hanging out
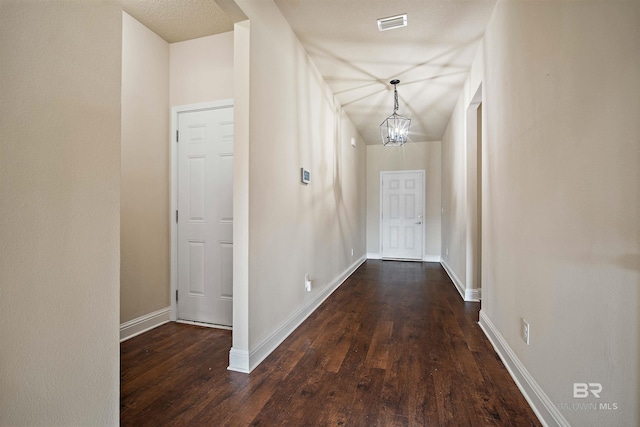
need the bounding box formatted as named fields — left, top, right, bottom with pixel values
left=177, top=107, right=233, bottom=326
left=381, top=170, right=424, bottom=261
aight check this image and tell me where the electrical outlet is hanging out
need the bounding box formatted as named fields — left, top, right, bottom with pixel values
left=305, top=274, right=312, bottom=292
left=351, top=248, right=354, bottom=257
left=521, top=318, right=530, bottom=345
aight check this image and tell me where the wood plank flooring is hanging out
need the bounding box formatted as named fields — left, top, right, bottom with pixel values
left=121, top=260, right=541, bottom=426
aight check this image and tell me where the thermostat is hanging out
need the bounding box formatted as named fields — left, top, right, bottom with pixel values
left=301, top=167, right=310, bottom=184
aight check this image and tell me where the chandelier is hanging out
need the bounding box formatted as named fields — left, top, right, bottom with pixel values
left=380, top=79, right=411, bottom=146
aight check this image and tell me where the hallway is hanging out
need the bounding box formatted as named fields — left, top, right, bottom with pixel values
left=121, top=260, right=540, bottom=426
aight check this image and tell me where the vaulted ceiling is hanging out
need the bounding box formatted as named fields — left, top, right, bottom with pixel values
left=123, top=0, right=497, bottom=144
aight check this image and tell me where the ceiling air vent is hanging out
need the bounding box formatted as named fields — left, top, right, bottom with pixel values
left=377, top=14, right=407, bottom=31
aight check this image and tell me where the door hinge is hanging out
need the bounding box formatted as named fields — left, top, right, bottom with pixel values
left=176, top=210, right=179, bottom=223
left=176, top=130, right=179, bottom=142
left=176, top=289, right=179, bottom=302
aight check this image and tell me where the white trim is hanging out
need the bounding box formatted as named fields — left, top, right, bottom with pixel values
left=371, top=253, right=440, bottom=263
left=120, top=307, right=171, bottom=342
left=176, top=319, right=233, bottom=330
left=478, top=311, right=569, bottom=427
left=170, top=100, right=234, bottom=323
left=228, top=255, right=366, bottom=373
left=440, top=260, right=481, bottom=302
left=441, top=260, right=465, bottom=299
left=465, top=287, right=481, bottom=302
left=228, top=348, right=250, bottom=373
left=381, top=257, right=423, bottom=262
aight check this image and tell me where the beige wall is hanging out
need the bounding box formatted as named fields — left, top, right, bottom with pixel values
left=232, top=0, right=367, bottom=365
left=441, top=91, right=471, bottom=288
left=0, top=1, right=121, bottom=424
left=121, top=12, right=171, bottom=323
left=170, top=31, right=234, bottom=107
left=442, top=1, right=640, bottom=425
left=366, top=142, right=442, bottom=259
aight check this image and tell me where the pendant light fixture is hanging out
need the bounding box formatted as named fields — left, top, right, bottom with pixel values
left=380, top=79, right=411, bottom=146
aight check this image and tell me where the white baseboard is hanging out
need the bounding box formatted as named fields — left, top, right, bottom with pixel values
left=176, top=319, right=232, bottom=330
left=440, top=260, right=481, bottom=302
left=228, top=347, right=250, bottom=373
left=478, top=311, right=569, bottom=427
left=440, top=260, right=465, bottom=298
left=465, top=287, right=481, bottom=302
left=369, top=253, right=441, bottom=263
left=228, top=255, right=367, bottom=373
left=120, top=307, right=171, bottom=342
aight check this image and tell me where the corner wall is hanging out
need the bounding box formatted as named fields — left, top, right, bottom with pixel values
left=0, top=1, right=121, bottom=424
left=442, top=1, right=640, bottom=425
left=121, top=12, right=170, bottom=325
left=231, top=0, right=367, bottom=371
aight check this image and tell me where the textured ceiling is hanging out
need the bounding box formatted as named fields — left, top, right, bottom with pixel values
left=123, top=0, right=234, bottom=43
left=274, top=0, right=497, bottom=144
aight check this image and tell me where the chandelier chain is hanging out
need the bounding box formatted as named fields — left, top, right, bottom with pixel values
left=393, top=83, right=399, bottom=113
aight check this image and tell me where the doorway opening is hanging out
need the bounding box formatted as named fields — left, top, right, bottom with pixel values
left=170, top=101, right=234, bottom=328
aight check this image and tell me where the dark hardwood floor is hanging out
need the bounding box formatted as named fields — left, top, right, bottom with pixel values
left=121, top=260, right=541, bottom=426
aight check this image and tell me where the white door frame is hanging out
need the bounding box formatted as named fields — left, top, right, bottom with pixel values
left=379, top=169, right=426, bottom=261
left=170, top=99, right=234, bottom=322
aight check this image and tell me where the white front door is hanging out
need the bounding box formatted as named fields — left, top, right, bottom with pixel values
left=177, top=106, right=233, bottom=326
left=381, top=170, right=424, bottom=261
